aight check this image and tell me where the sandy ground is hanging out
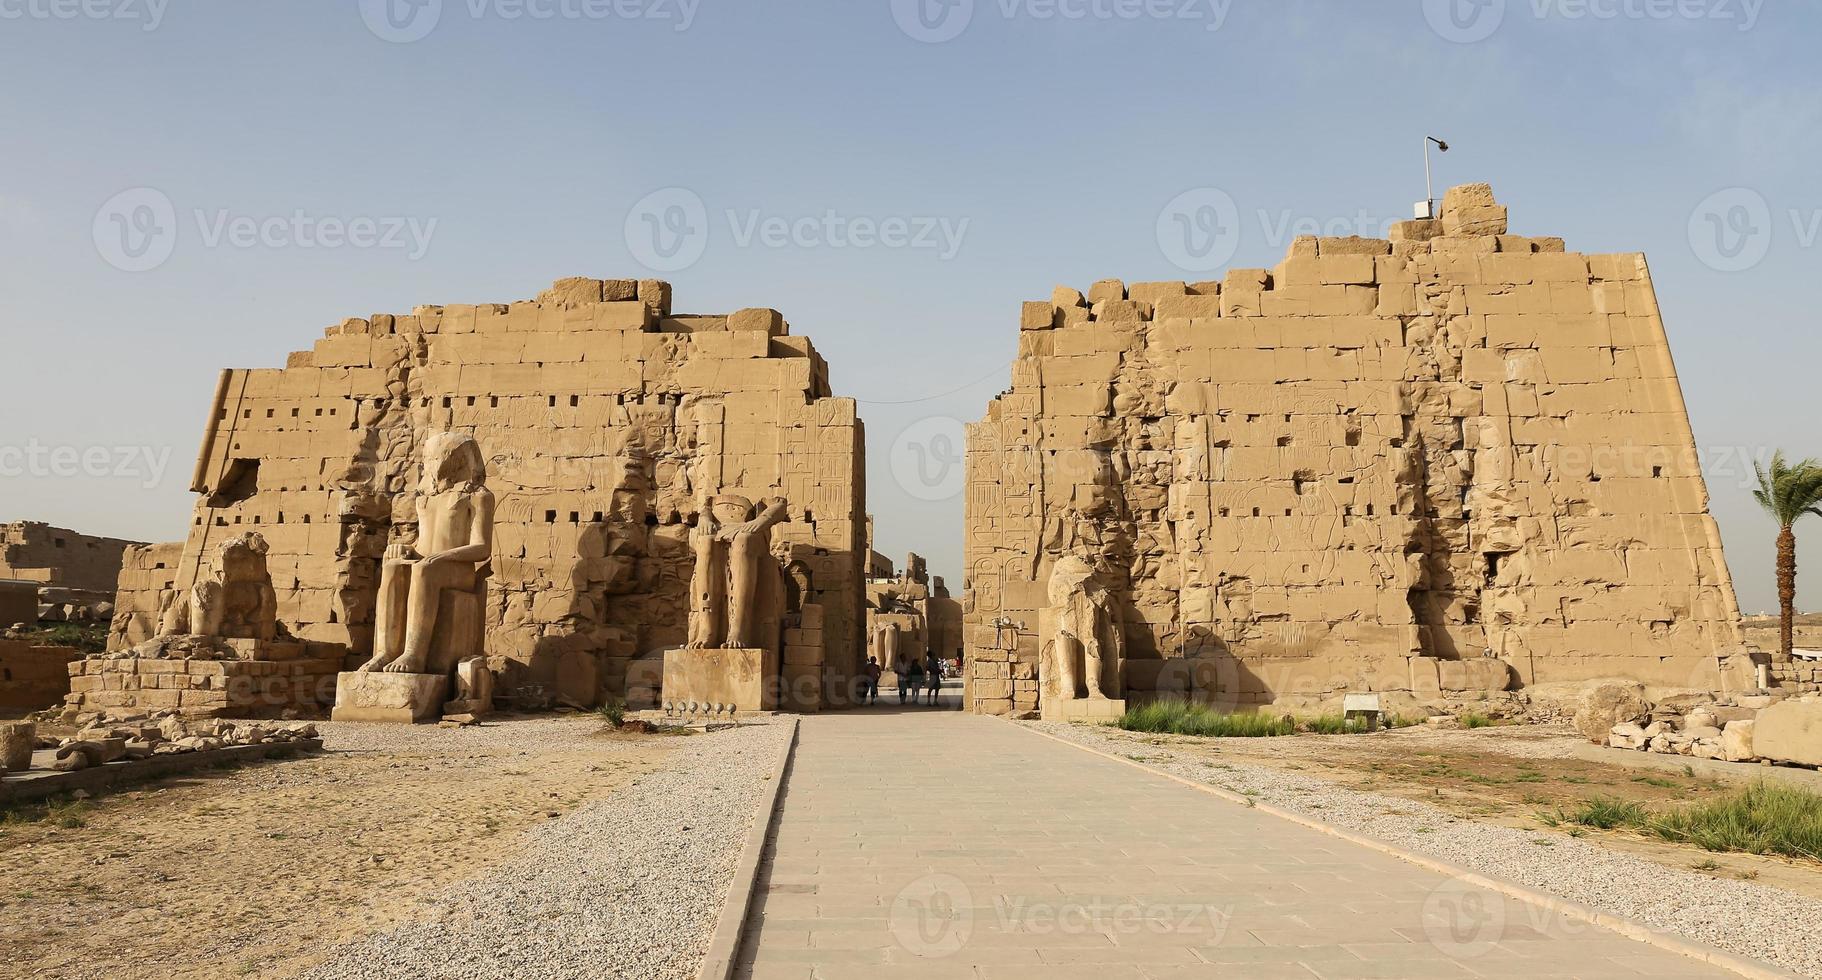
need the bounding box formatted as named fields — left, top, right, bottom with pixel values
left=0, top=716, right=675, bottom=980
left=1104, top=721, right=1822, bottom=901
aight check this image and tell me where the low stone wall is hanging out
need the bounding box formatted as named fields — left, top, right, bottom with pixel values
left=65, top=644, right=344, bottom=720
left=0, top=641, right=82, bottom=712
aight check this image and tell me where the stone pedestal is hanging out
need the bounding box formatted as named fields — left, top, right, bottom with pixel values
left=1042, top=697, right=1127, bottom=724
left=662, top=647, right=775, bottom=714
left=331, top=672, right=449, bottom=724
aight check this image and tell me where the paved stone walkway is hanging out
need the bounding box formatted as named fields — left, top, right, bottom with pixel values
left=737, top=713, right=1727, bottom=979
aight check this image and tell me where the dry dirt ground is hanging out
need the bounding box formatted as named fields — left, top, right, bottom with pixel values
left=0, top=716, right=675, bottom=980
left=1108, top=721, right=1822, bottom=901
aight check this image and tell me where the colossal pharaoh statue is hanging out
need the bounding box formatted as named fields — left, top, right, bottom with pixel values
left=687, top=494, right=791, bottom=650
left=335, top=432, right=496, bottom=722
left=359, top=431, right=495, bottom=677
left=1042, top=555, right=1125, bottom=720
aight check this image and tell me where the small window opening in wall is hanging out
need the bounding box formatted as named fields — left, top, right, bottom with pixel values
left=328, top=610, right=338, bottom=625
left=1285, top=508, right=1293, bottom=516
left=569, top=512, right=580, bottom=524
left=291, top=408, right=299, bottom=418
left=1366, top=504, right=1376, bottom=516
left=548, top=396, right=557, bottom=408
left=467, top=397, right=476, bottom=407
left=1218, top=508, right=1230, bottom=517
left=54, top=538, right=65, bottom=548
left=490, top=397, right=499, bottom=408
left=442, top=397, right=452, bottom=409
left=1277, top=436, right=1293, bottom=447
left=277, top=513, right=285, bottom=524
left=208, top=459, right=260, bottom=508
left=315, top=408, right=323, bottom=417
left=570, top=395, right=580, bottom=407
left=1590, top=473, right=1602, bottom=483
left=265, top=409, right=274, bottom=418
left=302, top=514, right=311, bottom=524
left=1652, top=466, right=1663, bottom=478
left=1251, top=507, right=1261, bottom=517
left=243, top=409, right=252, bottom=419
left=592, top=512, right=604, bottom=523
left=804, top=509, right=814, bottom=522
left=545, top=510, right=557, bottom=523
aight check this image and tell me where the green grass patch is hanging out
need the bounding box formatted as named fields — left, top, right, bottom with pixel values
left=1540, top=797, right=1647, bottom=830
left=1647, top=782, right=1822, bottom=861
left=1458, top=712, right=1498, bottom=729
left=1116, top=700, right=1297, bottom=738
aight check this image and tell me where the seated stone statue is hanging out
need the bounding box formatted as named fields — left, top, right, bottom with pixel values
left=157, top=532, right=279, bottom=641
left=359, top=432, right=495, bottom=676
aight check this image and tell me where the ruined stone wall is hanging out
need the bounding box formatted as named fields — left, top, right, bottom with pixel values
left=963, top=185, right=1747, bottom=716
left=106, top=542, right=184, bottom=651
left=0, top=522, right=144, bottom=596
left=114, top=277, right=867, bottom=711
left=0, top=641, right=81, bottom=712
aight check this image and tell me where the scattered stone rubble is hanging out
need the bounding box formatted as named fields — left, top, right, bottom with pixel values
left=4, top=714, right=321, bottom=775
left=1585, top=680, right=1822, bottom=767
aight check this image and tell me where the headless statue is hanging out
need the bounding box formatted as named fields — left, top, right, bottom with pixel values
left=1048, top=555, right=1124, bottom=702
left=360, top=432, right=495, bottom=675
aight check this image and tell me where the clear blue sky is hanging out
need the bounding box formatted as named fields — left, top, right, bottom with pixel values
left=1, top=0, right=1817, bottom=613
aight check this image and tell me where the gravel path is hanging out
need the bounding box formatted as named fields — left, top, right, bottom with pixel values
left=1032, top=720, right=1822, bottom=978
left=304, top=719, right=790, bottom=980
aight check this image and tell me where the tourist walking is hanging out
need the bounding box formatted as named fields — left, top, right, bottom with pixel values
left=902, top=657, right=923, bottom=705
left=924, top=653, right=942, bottom=706
left=862, top=657, right=881, bottom=705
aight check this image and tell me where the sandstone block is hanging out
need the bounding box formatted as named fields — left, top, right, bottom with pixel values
left=331, top=672, right=449, bottom=724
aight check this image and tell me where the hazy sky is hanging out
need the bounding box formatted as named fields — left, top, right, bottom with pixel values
left=1, top=0, right=1817, bottom=613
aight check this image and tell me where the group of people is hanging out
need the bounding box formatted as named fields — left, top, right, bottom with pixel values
left=859, top=653, right=945, bottom=706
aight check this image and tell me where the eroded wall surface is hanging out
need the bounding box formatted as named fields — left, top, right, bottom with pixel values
left=963, top=185, right=1746, bottom=716
left=109, top=277, right=867, bottom=710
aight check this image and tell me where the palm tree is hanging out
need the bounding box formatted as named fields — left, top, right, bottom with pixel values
left=1751, top=451, right=1822, bottom=662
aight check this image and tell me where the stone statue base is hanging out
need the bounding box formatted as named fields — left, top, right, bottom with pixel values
left=662, top=647, right=776, bottom=714
left=1041, top=698, right=1127, bottom=724
left=331, top=672, right=449, bottom=724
